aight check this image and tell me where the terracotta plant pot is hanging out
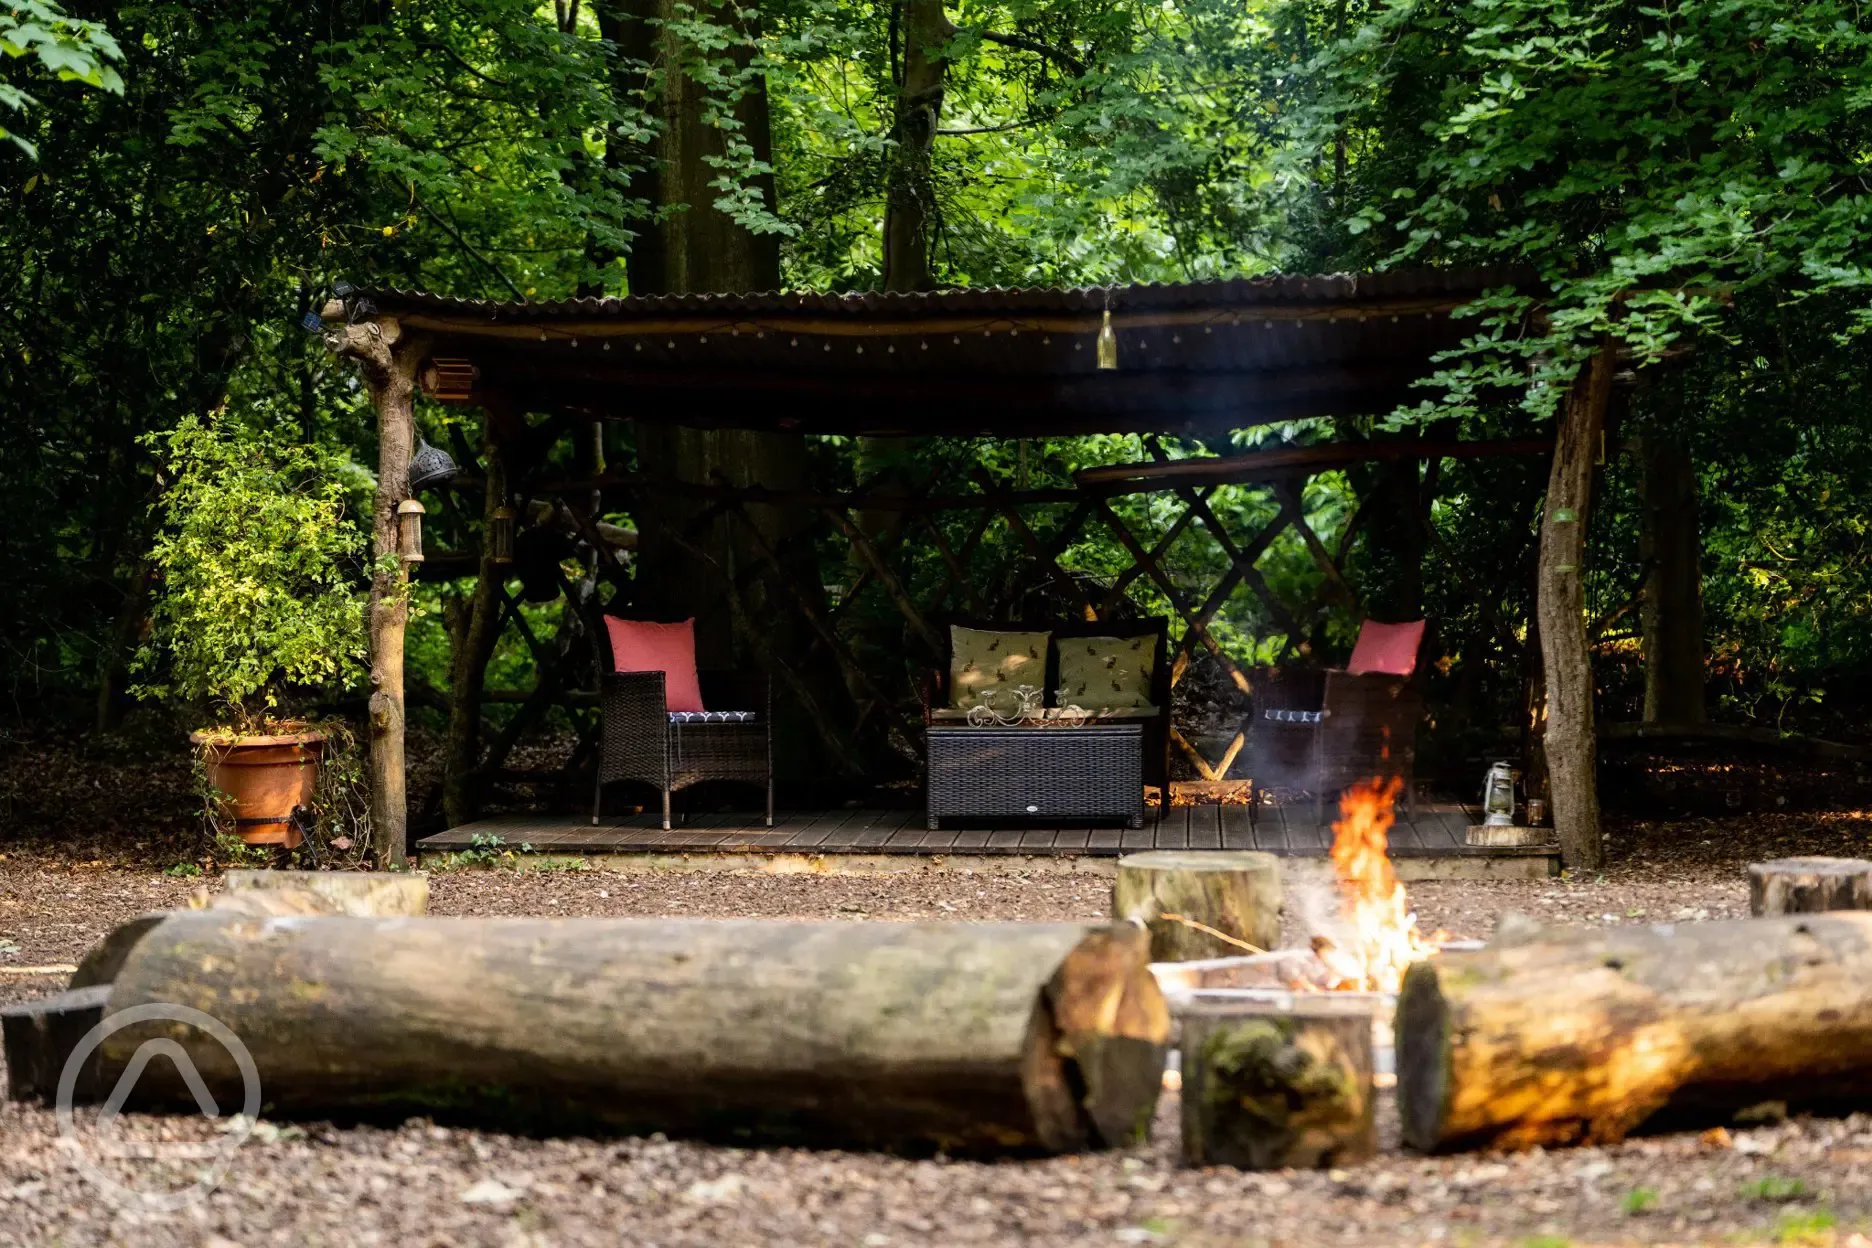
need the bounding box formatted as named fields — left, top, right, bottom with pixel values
left=190, top=729, right=324, bottom=849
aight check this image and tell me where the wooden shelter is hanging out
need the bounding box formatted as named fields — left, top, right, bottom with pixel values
left=320, top=268, right=1614, bottom=869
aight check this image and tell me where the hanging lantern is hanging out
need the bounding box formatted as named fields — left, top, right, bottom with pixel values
left=489, top=505, right=516, bottom=565
left=407, top=439, right=460, bottom=493
left=1096, top=309, right=1119, bottom=370
left=397, top=499, right=426, bottom=563
left=1481, top=761, right=1519, bottom=827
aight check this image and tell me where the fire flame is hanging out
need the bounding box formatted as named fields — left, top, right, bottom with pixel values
left=1320, top=776, right=1436, bottom=992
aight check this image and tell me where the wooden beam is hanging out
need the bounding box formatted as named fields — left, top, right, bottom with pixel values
left=1077, top=437, right=1552, bottom=492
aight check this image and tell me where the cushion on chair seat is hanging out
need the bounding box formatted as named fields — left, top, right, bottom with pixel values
left=667, top=710, right=758, bottom=725
left=1262, top=708, right=1325, bottom=724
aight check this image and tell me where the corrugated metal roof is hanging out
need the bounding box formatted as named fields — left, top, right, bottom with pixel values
left=333, top=269, right=1533, bottom=437
left=346, top=267, right=1528, bottom=323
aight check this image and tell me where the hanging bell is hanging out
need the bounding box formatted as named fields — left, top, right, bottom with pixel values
left=407, top=439, right=460, bottom=493
left=489, top=505, right=516, bottom=565
left=1096, top=308, right=1119, bottom=370
left=397, top=499, right=426, bottom=563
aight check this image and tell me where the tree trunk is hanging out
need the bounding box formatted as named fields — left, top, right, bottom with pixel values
left=444, top=412, right=511, bottom=827
left=1113, top=850, right=1282, bottom=961
left=1749, top=857, right=1872, bottom=916
left=1180, top=997, right=1376, bottom=1169
left=1397, top=912, right=1872, bottom=1152
left=881, top=0, right=952, bottom=292
left=1638, top=434, right=1705, bottom=725
left=1536, top=345, right=1613, bottom=870
left=95, top=914, right=1168, bottom=1153
left=366, top=346, right=417, bottom=869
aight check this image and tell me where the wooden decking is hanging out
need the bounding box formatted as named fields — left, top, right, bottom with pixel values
left=418, top=801, right=1557, bottom=869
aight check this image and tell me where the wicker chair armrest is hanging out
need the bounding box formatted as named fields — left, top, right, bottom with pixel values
left=602, top=671, right=670, bottom=725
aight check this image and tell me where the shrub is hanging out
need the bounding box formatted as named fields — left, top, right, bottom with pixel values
left=135, top=414, right=366, bottom=732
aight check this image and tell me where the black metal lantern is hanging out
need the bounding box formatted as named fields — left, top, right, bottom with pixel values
left=407, top=439, right=460, bottom=493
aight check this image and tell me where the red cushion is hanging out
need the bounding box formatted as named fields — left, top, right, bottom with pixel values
left=1347, top=618, right=1425, bottom=677
left=604, top=617, right=706, bottom=712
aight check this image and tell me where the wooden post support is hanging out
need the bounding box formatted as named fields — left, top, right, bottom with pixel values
left=1113, top=851, right=1282, bottom=961
left=445, top=403, right=512, bottom=827
left=97, top=915, right=1169, bottom=1153
left=1749, top=857, right=1872, bottom=916
left=1179, top=996, right=1376, bottom=1169
left=1398, top=912, right=1872, bottom=1151
left=330, top=315, right=423, bottom=869
left=1536, top=342, right=1615, bottom=870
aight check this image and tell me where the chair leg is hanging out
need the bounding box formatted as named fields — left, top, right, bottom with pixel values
left=661, top=788, right=672, bottom=831
left=765, top=774, right=774, bottom=828
left=591, top=774, right=602, bottom=827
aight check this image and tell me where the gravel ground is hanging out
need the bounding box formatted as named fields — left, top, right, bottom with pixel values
left=0, top=822, right=1863, bottom=1247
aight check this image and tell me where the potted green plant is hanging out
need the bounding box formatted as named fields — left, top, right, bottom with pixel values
left=136, top=414, right=367, bottom=848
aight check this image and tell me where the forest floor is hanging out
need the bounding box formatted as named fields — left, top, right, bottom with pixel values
left=2, top=816, right=1872, bottom=1246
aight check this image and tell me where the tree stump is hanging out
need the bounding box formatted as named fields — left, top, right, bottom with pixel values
left=1113, top=851, right=1281, bottom=961
left=94, top=914, right=1168, bottom=1154
left=1398, top=912, right=1872, bottom=1151
left=212, top=869, right=430, bottom=915
left=1749, top=857, right=1872, bottom=917
left=1180, top=996, right=1376, bottom=1169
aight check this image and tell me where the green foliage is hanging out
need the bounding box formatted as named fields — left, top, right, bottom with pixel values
left=163, top=860, right=202, bottom=878
left=136, top=414, right=365, bottom=731
left=1270, top=0, right=1872, bottom=420
left=1772, top=1208, right=1838, bottom=1245
left=0, top=0, right=121, bottom=159
left=1743, top=1177, right=1814, bottom=1204
left=1620, top=1186, right=1659, bottom=1215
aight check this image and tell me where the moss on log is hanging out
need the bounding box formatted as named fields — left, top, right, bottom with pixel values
left=1179, top=997, right=1375, bottom=1169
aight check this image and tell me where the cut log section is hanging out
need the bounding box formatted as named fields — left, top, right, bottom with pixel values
left=1398, top=912, right=1872, bottom=1151
left=1749, top=857, right=1872, bottom=917
left=1179, top=996, right=1376, bottom=1169
left=2, top=984, right=110, bottom=1103
left=97, top=915, right=1168, bottom=1154
left=1113, top=851, right=1281, bottom=961
left=208, top=869, right=430, bottom=916
left=1463, top=824, right=1552, bottom=848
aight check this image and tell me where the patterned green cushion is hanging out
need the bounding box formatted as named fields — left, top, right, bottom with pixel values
left=1056, top=634, right=1156, bottom=710
left=949, top=626, right=1050, bottom=712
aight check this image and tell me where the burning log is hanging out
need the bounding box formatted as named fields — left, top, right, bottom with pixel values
left=1113, top=851, right=1282, bottom=961
left=1398, top=912, right=1872, bottom=1151
left=1321, top=778, right=1437, bottom=991
left=1749, top=857, right=1872, bottom=916
left=88, top=914, right=1169, bottom=1154
left=1180, top=996, right=1376, bottom=1169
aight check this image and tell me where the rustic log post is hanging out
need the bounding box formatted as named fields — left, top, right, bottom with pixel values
left=1749, top=857, right=1872, bottom=916
left=1113, top=851, right=1281, bottom=961
left=1, top=985, right=111, bottom=1103
left=1537, top=343, right=1615, bottom=870
left=1179, top=997, right=1376, bottom=1169
left=1638, top=433, right=1706, bottom=725
left=96, top=915, right=1169, bottom=1153
left=330, top=315, right=424, bottom=869
left=1397, top=912, right=1872, bottom=1152
left=445, top=404, right=512, bottom=827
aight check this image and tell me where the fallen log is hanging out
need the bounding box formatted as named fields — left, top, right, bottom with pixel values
left=1749, top=857, right=1872, bottom=917
left=1, top=985, right=110, bottom=1103
left=1113, top=851, right=1281, bottom=961
left=1180, top=996, right=1375, bottom=1169
left=97, top=915, right=1168, bottom=1154
left=204, top=869, right=430, bottom=916
left=1398, top=912, right=1872, bottom=1151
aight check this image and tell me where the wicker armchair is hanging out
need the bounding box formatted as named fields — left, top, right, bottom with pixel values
left=593, top=670, right=772, bottom=829
left=1244, top=620, right=1426, bottom=825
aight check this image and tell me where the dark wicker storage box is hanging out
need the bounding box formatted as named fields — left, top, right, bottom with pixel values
left=926, top=723, right=1144, bottom=830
